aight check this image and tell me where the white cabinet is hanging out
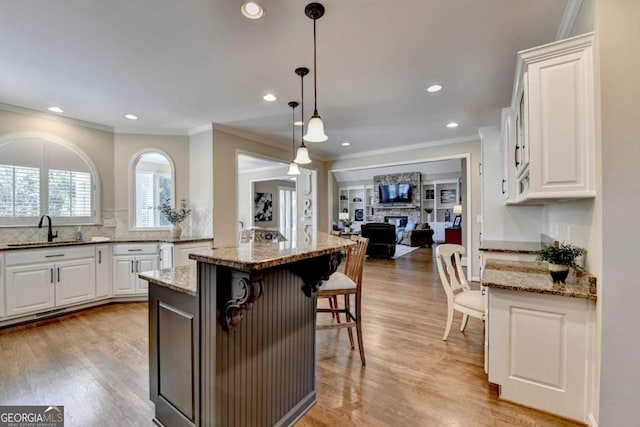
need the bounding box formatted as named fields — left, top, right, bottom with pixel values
left=159, top=243, right=173, bottom=269
left=95, top=244, right=112, bottom=298
left=4, top=246, right=96, bottom=317
left=0, top=254, right=4, bottom=318
left=112, top=244, right=159, bottom=296
left=504, top=33, right=595, bottom=204
left=173, top=241, right=212, bottom=267
left=5, top=263, right=56, bottom=316
left=488, top=288, right=594, bottom=422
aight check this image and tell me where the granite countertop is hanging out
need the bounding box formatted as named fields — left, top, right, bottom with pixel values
left=0, top=236, right=213, bottom=251
left=479, top=240, right=543, bottom=254
left=482, top=259, right=597, bottom=300
left=190, top=232, right=353, bottom=272
left=138, top=265, right=197, bottom=296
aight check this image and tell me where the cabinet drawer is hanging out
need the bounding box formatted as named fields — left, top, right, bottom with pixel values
left=5, top=246, right=94, bottom=266
left=112, top=243, right=159, bottom=256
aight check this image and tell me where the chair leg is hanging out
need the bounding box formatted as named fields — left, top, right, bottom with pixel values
left=355, top=293, right=366, bottom=365
left=344, top=294, right=355, bottom=349
left=333, top=296, right=341, bottom=323
left=443, top=305, right=454, bottom=341
left=460, top=313, right=469, bottom=332
left=328, top=296, right=336, bottom=319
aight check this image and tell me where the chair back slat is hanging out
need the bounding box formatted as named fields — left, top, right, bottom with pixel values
left=435, top=244, right=468, bottom=298
left=344, top=236, right=369, bottom=291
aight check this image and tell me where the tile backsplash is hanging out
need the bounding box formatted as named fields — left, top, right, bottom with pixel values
left=0, top=208, right=213, bottom=243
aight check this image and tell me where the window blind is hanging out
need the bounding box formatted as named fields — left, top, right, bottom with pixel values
left=0, top=165, right=40, bottom=217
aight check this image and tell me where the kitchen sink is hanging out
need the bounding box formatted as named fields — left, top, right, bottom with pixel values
left=7, top=240, right=81, bottom=247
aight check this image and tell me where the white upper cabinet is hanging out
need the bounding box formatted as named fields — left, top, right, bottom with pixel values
left=504, top=32, right=595, bottom=204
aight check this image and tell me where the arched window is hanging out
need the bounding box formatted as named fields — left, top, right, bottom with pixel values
left=130, top=151, right=175, bottom=229
left=0, top=133, right=100, bottom=226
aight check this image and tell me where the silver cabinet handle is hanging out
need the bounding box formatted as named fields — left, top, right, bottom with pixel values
left=98, top=250, right=102, bottom=264
left=45, top=254, right=65, bottom=258
left=50, top=268, right=54, bottom=283
left=136, top=260, right=139, bottom=273
left=128, top=249, right=143, bottom=252
left=131, top=260, right=134, bottom=273
left=159, top=249, right=162, bottom=261
left=57, top=267, right=60, bottom=283
left=501, top=179, right=506, bottom=194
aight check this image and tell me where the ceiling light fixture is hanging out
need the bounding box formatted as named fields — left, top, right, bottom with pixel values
left=287, top=101, right=301, bottom=175
left=263, top=93, right=277, bottom=102
left=427, top=84, right=443, bottom=93
left=302, top=3, right=328, bottom=143
left=294, top=67, right=312, bottom=164
left=241, top=0, right=265, bottom=19
left=125, top=114, right=138, bottom=120
left=341, top=142, right=350, bottom=146
left=48, top=106, right=64, bottom=113
left=447, top=122, right=459, bottom=128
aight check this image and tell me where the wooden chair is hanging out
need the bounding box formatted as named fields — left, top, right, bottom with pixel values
left=435, top=244, right=485, bottom=341
left=316, top=236, right=369, bottom=365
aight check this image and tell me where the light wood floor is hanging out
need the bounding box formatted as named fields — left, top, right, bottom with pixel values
left=0, top=248, right=582, bottom=426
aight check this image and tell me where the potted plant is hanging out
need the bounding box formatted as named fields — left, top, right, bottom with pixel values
left=158, top=199, right=192, bottom=238
left=341, top=217, right=353, bottom=233
left=535, top=242, right=586, bottom=283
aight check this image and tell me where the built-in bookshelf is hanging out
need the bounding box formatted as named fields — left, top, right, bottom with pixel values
left=421, top=179, right=460, bottom=242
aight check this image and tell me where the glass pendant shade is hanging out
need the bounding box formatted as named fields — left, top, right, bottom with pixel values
left=294, top=146, right=311, bottom=164
left=303, top=114, right=328, bottom=142
left=287, top=161, right=300, bottom=175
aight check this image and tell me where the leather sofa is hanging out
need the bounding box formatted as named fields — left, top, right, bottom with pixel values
left=360, top=223, right=396, bottom=258
left=399, top=223, right=434, bottom=247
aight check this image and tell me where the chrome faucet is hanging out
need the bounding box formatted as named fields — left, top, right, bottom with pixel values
left=38, top=214, right=58, bottom=242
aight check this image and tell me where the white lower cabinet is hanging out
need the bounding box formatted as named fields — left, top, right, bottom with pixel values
left=174, top=241, right=211, bottom=267
left=112, top=244, right=159, bottom=295
left=95, top=244, right=112, bottom=298
left=488, top=288, right=594, bottom=422
left=4, top=246, right=96, bottom=318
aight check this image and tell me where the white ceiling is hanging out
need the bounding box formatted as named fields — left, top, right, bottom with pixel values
left=0, top=0, right=569, bottom=159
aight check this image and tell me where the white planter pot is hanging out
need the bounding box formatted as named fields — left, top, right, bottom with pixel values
left=170, top=224, right=182, bottom=239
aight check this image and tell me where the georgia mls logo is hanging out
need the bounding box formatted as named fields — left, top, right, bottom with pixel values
left=0, top=405, right=64, bottom=427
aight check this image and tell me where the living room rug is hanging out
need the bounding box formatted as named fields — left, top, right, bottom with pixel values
left=391, top=245, right=420, bottom=259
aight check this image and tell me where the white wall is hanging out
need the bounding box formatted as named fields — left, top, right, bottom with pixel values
left=598, top=0, right=640, bottom=425
left=327, top=139, right=482, bottom=278
left=189, top=129, right=213, bottom=237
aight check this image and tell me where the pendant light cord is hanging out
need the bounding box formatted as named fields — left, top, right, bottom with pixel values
left=291, top=105, right=296, bottom=158
left=300, top=72, right=307, bottom=148
left=313, top=18, right=318, bottom=114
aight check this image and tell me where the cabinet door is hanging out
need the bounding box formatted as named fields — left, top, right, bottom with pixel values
left=159, top=244, right=173, bottom=269
left=55, top=258, right=96, bottom=306
left=113, top=256, right=136, bottom=295
left=136, top=255, right=159, bottom=292
left=174, top=244, right=210, bottom=267
left=95, top=245, right=112, bottom=298
left=5, top=263, right=55, bottom=316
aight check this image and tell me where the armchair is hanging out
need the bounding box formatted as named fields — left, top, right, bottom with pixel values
left=360, top=223, right=396, bottom=258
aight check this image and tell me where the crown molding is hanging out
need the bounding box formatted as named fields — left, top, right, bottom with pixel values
left=188, top=123, right=213, bottom=136
left=0, top=103, right=113, bottom=133
left=327, top=134, right=479, bottom=161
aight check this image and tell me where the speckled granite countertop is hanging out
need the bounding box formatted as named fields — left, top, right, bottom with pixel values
left=0, top=236, right=213, bottom=251
left=138, top=265, right=197, bottom=296
left=482, top=260, right=597, bottom=300
left=479, top=240, right=543, bottom=254
left=190, top=232, right=352, bottom=272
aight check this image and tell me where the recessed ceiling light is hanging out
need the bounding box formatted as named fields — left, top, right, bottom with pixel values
left=241, top=0, right=265, bottom=19
left=294, top=121, right=303, bottom=126
left=48, top=106, right=64, bottom=113
left=125, top=114, right=139, bottom=120
left=427, top=84, right=443, bottom=93
left=447, top=122, right=459, bottom=128
left=263, top=93, right=277, bottom=102
left=341, top=142, right=350, bottom=146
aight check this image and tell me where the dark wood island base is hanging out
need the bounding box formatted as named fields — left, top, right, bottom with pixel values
left=142, top=233, right=351, bottom=427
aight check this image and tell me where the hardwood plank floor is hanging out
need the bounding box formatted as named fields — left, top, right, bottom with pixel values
left=0, top=248, right=583, bottom=426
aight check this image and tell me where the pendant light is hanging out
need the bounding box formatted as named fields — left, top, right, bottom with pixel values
left=303, top=3, right=328, bottom=143
left=294, top=67, right=312, bottom=164
left=287, top=101, right=301, bottom=175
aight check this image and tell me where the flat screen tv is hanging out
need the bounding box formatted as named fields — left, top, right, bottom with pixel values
left=378, top=183, right=412, bottom=204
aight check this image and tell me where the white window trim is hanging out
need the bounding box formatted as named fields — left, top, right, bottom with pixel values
left=128, top=148, right=176, bottom=231
left=0, top=131, right=102, bottom=227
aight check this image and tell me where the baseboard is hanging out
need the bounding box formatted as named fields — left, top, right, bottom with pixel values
left=587, top=413, right=598, bottom=427
left=471, top=276, right=481, bottom=283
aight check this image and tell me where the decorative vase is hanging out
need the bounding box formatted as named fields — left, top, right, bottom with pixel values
left=548, top=263, right=569, bottom=283
left=344, top=226, right=351, bottom=233
left=170, top=223, right=182, bottom=239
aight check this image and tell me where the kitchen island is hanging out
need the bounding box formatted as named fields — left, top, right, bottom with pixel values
left=139, top=232, right=351, bottom=427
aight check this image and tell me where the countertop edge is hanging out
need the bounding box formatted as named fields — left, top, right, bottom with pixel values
left=483, top=281, right=597, bottom=301
left=0, top=236, right=213, bottom=251
left=138, top=266, right=197, bottom=297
